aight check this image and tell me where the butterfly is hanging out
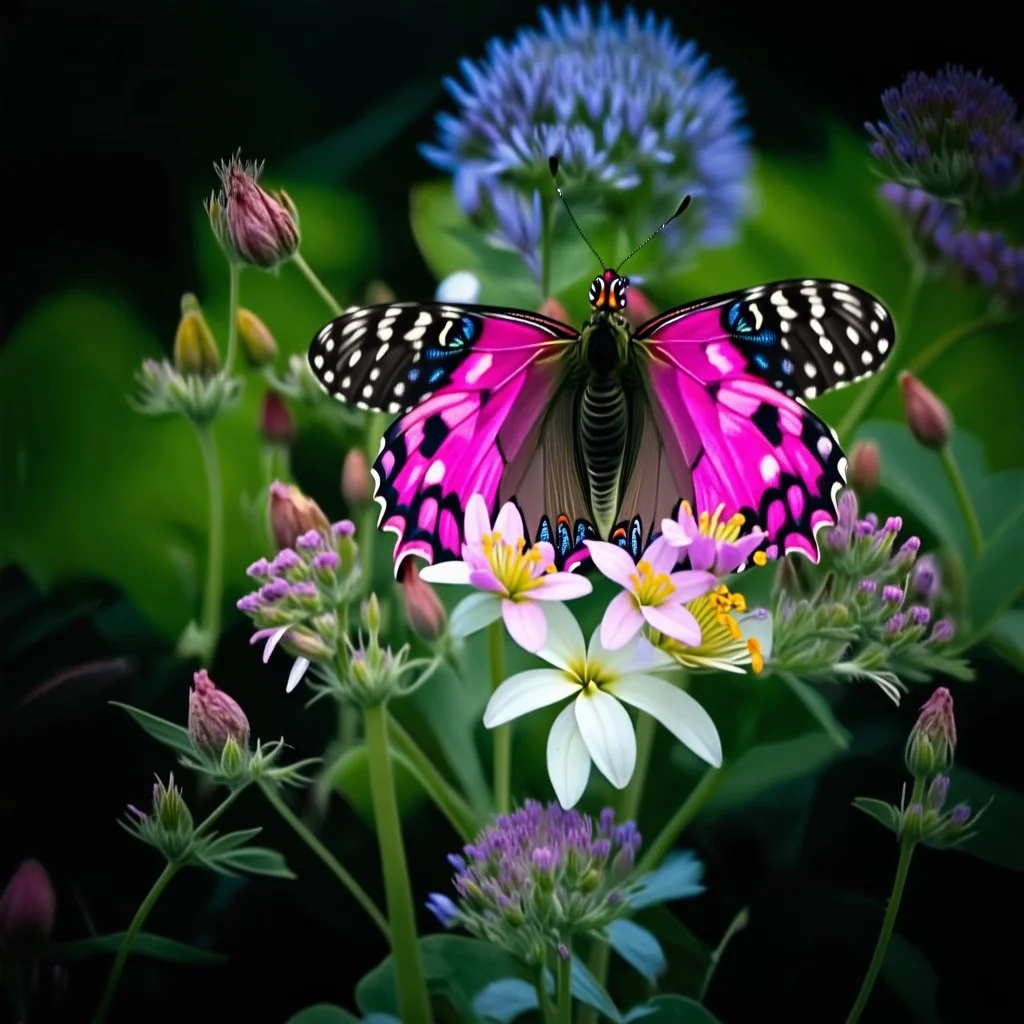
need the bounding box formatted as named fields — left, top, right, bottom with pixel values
left=307, top=191, right=895, bottom=577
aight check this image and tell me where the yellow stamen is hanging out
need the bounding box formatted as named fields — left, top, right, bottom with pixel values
left=482, top=530, right=547, bottom=595
left=747, top=638, right=764, bottom=674
left=753, top=551, right=768, bottom=567
left=629, top=559, right=676, bottom=605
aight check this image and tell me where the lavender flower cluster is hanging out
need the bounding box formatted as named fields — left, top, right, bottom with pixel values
left=428, top=800, right=642, bottom=964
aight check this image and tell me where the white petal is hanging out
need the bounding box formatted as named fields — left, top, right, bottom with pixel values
left=419, top=559, right=472, bottom=585
left=463, top=494, right=491, bottom=547
left=546, top=704, right=591, bottom=809
left=587, top=627, right=675, bottom=677
left=449, top=592, right=503, bottom=638
left=494, top=500, right=526, bottom=545
left=535, top=602, right=587, bottom=671
left=286, top=657, right=311, bottom=693
left=256, top=625, right=290, bottom=664
left=483, top=669, right=578, bottom=728
left=738, top=610, right=774, bottom=662
left=574, top=690, right=636, bottom=789
left=501, top=598, right=548, bottom=653
left=607, top=674, right=722, bottom=767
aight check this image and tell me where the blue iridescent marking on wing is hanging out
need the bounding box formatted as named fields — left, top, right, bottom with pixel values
left=781, top=357, right=794, bottom=375
left=461, top=316, right=476, bottom=340
left=538, top=516, right=553, bottom=545
left=629, top=518, right=642, bottom=558
left=754, top=353, right=769, bottom=371
left=428, top=367, right=445, bottom=384
left=407, top=367, right=420, bottom=382
left=556, top=520, right=572, bottom=558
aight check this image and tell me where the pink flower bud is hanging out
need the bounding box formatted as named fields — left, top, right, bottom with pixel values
left=269, top=481, right=330, bottom=551
left=849, top=441, right=881, bottom=494
left=539, top=297, right=570, bottom=323
left=622, top=286, right=658, bottom=330
left=188, top=669, right=250, bottom=754
left=899, top=372, right=952, bottom=450
left=400, top=559, right=447, bottom=641
left=260, top=393, right=295, bottom=446
left=0, top=859, right=56, bottom=955
left=342, top=448, right=371, bottom=506
left=906, top=686, right=957, bottom=778
left=207, top=152, right=300, bottom=269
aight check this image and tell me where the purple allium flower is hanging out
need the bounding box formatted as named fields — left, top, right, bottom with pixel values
left=269, top=548, right=301, bottom=575
left=908, top=605, right=931, bottom=626
left=867, top=66, right=1024, bottom=201
left=312, top=551, right=339, bottom=572
left=236, top=593, right=262, bottom=613
left=882, top=585, right=905, bottom=605
left=296, top=529, right=324, bottom=551
left=426, top=893, right=460, bottom=928
left=421, top=2, right=752, bottom=283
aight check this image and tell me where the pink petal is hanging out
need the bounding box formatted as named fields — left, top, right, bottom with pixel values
left=531, top=572, right=593, bottom=601
left=642, top=603, right=701, bottom=647
left=494, top=501, right=525, bottom=545
left=600, top=591, right=645, bottom=650
left=659, top=518, right=691, bottom=547
left=468, top=568, right=507, bottom=595
left=665, top=569, right=716, bottom=603
left=643, top=536, right=678, bottom=573
left=502, top=599, right=548, bottom=653
left=584, top=540, right=638, bottom=589
left=715, top=532, right=766, bottom=574
left=531, top=541, right=556, bottom=574
left=683, top=535, right=717, bottom=572
left=464, top=494, right=491, bottom=547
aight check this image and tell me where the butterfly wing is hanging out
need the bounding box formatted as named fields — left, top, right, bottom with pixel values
left=308, top=303, right=578, bottom=573
left=634, top=279, right=896, bottom=561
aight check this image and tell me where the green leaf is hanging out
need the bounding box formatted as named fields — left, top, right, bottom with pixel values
left=606, top=920, right=667, bottom=985
left=113, top=702, right=195, bottom=758
left=356, top=935, right=528, bottom=1021
left=472, top=978, right=539, bottom=1023
left=204, top=845, right=296, bottom=879
left=47, top=931, right=227, bottom=965
left=852, top=797, right=901, bottom=834
left=284, top=1006, right=362, bottom=1024
left=964, top=502, right=1024, bottom=637
left=198, top=827, right=263, bottom=858
left=779, top=675, right=851, bottom=748
left=990, top=610, right=1024, bottom=670
left=628, top=995, right=722, bottom=1023
left=946, top=768, right=1024, bottom=871
left=629, top=851, right=704, bottom=909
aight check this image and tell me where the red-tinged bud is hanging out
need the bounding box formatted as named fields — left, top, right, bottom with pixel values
left=173, top=295, right=221, bottom=377
left=905, top=686, right=957, bottom=778
left=188, top=669, right=250, bottom=755
left=237, top=308, right=278, bottom=367
left=622, top=286, right=658, bottom=329
left=539, top=297, right=570, bottom=323
left=0, top=859, right=56, bottom=956
left=260, top=392, right=295, bottom=446
left=899, top=371, right=952, bottom=450
left=269, top=482, right=331, bottom=551
left=207, top=152, right=300, bottom=269
left=849, top=441, right=881, bottom=494
left=399, top=559, right=447, bottom=641
left=342, top=448, right=371, bottom=506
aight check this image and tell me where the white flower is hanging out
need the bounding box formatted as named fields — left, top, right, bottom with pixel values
left=435, top=270, right=481, bottom=303
left=483, top=603, right=723, bottom=808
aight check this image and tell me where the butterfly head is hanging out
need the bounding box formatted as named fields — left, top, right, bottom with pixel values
left=589, top=269, right=628, bottom=312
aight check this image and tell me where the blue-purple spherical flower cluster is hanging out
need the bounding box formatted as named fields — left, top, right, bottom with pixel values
left=421, top=3, right=751, bottom=283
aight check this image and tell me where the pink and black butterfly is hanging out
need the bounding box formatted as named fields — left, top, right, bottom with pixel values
left=307, top=180, right=895, bottom=576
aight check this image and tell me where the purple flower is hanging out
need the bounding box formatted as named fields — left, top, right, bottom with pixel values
left=906, top=686, right=957, bottom=777
left=236, top=593, right=262, bottom=613
left=426, top=893, right=460, bottom=927
left=269, top=549, right=301, bottom=575
left=908, top=605, right=931, bottom=626
left=950, top=804, right=972, bottom=825
left=885, top=613, right=906, bottom=635
left=859, top=579, right=878, bottom=595
left=660, top=500, right=767, bottom=575
left=246, top=558, right=271, bottom=579
left=259, top=579, right=290, bottom=602
left=930, top=619, right=955, bottom=644
left=331, top=519, right=356, bottom=537
left=926, top=774, right=950, bottom=811
left=882, top=585, right=905, bottom=605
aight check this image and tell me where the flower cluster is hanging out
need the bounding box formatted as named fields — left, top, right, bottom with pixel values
left=421, top=2, right=751, bottom=282
left=428, top=800, right=642, bottom=964
left=768, top=490, right=971, bottom=701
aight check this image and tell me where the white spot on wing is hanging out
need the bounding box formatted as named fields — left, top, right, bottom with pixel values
left=846, top=326, right=860, bottom=344
left=749, top=303, right=763, bottom=329
left=861, top=350, right=874, bottom=365
left=424, top=460, right=446, bottom=485
left=833, top=360, right=846, bottom=376
left=878, top=339, right=890, bottom=354
left=405, top=326, right=426, bottom=342
left=464, top=353, right=493, bottom=384
left=362, top=385, right=374, bottom=398
left=415, top=311, right=432, bottom=327
left=819, top=336, right=833, bottom=354
left=314, top=354, right=324, bottom=369
left=760, top=454, right=780, bottom=482
left=804, top=362, right=817, bottom=378
left=323, top=370, right=335, bottom=384
left=376, top=342, right=390, bottom=361
left=348, top=350, right=362, bottom=367
left=811, top=303, right=826, bottom=318
left=817, top=436, right=833, bottom=459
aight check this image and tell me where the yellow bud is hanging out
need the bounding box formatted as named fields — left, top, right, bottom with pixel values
left=237, top=308, right=278, bottom=367
left=173, top=300, right=220, bottom=377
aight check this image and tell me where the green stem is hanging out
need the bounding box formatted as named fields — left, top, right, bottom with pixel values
left=837, top=261, right=925, bottom=440
left=556, top=951, right=573, bottom=1024
left=92, top=861, right=180, bottom=1024
left=638, top=764, right=727, bottom=873
left=540, top=197, right=554, bottom=302
left=193, top=786, right=244, bottom=839
left=292, top=252, right=343, bottom=317
left=257, top=779, right=389, bottom=939
left=195, top=424, right=225, bottom=662
left=536, top=963, right=556, bottom=1024
left=845, top=779, right=924, bottom=1024
left=387, top=714, right=478, bottom=841
left=364, top=703, right=433, bottom=1024
left=489, top=621, right=510, bottom=814
left=906, top=312, right=1017, bottom=379
left=698, top=906, right=750, bottom=1003
left=939, top=445, right=985, bottom=558
left=224, top=262, right=240, bottom=373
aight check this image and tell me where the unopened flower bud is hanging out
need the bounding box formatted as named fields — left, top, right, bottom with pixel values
left=426, top=893, right=459, bottom=927
left=269, top=482, right=330, bottom=550
left=849, top=441, right=881, bottom=494
left=342, top=448, right=371, bottom=506
left=911, top=554, right=941, bottom=600
left=399, top=560, right=447, bottom=641
left=189, top=669, right=250, bottom=755
left=539, top=296, right=570, bottom=322
left=173, top=297, right=220, bottom=377
left=364, top=279, right=397, bottom=305
left=906, top=687, right=956, bottom=778
left=207, top=153, right=300, bottom=269
left=237, top=308, right=278, bottom=367
left=901, top=802, right=925, bottom=841
left=899, top=371, right=952, bottom=450
left=361, top=593, right=382, bottom=635
left=219, top=736, right=247, bottom=777
left=949, top=803, right=971, bottom=825
left=0, top=859, right=56, bottom=956
left=260, top=392, right=295, bottom=446
left=926, top=774, right=950, bottom=811
left=151, top=774, right=193, bottom=858
left=930, top=619, right=955, bottom=644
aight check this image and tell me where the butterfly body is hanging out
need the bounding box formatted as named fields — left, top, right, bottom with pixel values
left=308, top=270, right=895, bottom=575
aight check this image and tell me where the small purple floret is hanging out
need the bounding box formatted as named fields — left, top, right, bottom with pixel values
left=859, top=579, right=878, bottom=595
left=950, top=804, right=972, bottom=825
left=426, top=893, right=459, bottom=927
left=296, top=529, right=323, bottom=550
left=259, top=579, right=290, bottom=601
left=246, top=558, right=271, bottom=578
left=885, top=613, right=906, bottom=635
left=312, top=551, right=339, bottom=571
left=332, top=519, right=356, bottom=537
left=236, top=593, right=263, bottom=613
left=909, top=605, right=931, bottom=626
left=882, top=585, right=904, bottom=605
left=931, top=619, right=956, bottom=643
left=269, top=549, right=301, bottom=574
left=290, top=581, right=318, bottom=600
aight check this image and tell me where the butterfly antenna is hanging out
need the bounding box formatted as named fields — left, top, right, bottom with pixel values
left=615, top=195, right=692, bottom=272
left=548, top=155, right=605, bottom=269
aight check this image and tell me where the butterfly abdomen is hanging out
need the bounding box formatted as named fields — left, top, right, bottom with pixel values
left=577, top=379, right=629, bottom=538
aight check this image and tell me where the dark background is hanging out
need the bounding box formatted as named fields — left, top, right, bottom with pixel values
left=3, top=1, right=1023, bottom=1022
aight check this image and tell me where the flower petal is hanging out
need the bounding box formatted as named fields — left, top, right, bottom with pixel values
left=286, top=657, right=311, bottom=694
left=532, top=541, right=557, bottom=574
left=502, top=598, right=548, bottom=653
left=738, top=609, right=774, bottom=661
left=484, top=669, right=578, bottom=728
left=680, top=535, right=717, bottom=572
left=532, top=571, right=594, bottom=601
left=607, top=673, right=722, bottom=767
left=658, top=518, right=690, bottom=547
left=665, top=570, right=717, bottom=603
left=643, top=536, right=678, bottom=573
left=546, top=703, right=591, bottom=809
left=464, top=494, right=491, bottom=548
left=252, top=625, right=289, bottom=663
left=536, top=602, right=587, bottom=671
left=468, top=568, right=507, bottom=595
left=420, top=560, right=473, bottom=585
left=588, top=627, right=676, bottom=676
left=716, top=532, right=767, bottom=574
left=643, top=602, right=702, bottom=647
left=600, top=590, right=645, bottom=650
left=494, top=500, right=526, bottom=545
left=584, top=540, right=638, bottom=589
left=574, top=689, right=636, bottom=789
left=449, top=592, right=502, bottom=638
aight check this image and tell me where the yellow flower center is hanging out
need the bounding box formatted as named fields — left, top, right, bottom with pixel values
left=682, top=500, right=747, bottom=543
left=629, top=560, right=675, bottom=605
left=481, top=531, right=553, bottom=596
left=747, top=638, right=765, bottom=674
left=708, top=584, right=746, bottom=639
